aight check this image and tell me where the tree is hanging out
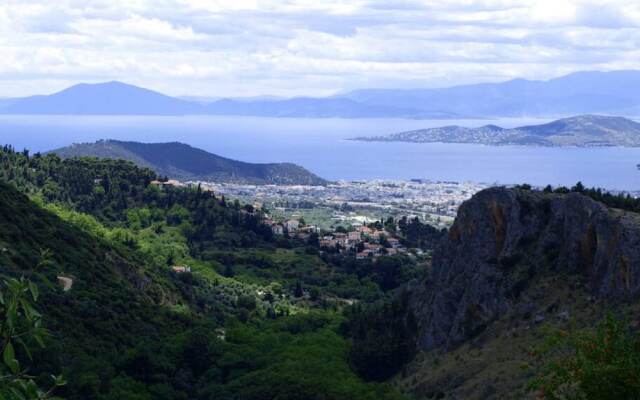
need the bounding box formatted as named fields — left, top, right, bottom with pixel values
left=0, top=276, right=66, bottom=399
left=572, top=181, right=585, bottom=193
left=529, top=313, right=640, bottom=399
left=223, top=264, right=235, bottom=278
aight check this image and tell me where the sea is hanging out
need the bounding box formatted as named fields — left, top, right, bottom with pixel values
left=1, top=115, right=639, bottom=191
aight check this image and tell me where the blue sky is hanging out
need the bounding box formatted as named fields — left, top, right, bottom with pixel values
left=1, top=0, right=640, bottom=97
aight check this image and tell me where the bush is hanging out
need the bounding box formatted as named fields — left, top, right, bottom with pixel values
left=530, top=313, right=640, bottom=399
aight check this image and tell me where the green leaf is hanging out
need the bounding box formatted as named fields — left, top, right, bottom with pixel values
left=16, top=337, right=32, bottom=360
left=27, top=281, right=38, bottom=302
left=3, top=341, right=19, bottom=374
left=33, top=333, right=45, bottom=348
left=25, top=380, right=39, bottom=398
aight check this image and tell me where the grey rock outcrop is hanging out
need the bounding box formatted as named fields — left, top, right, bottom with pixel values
left=410, top=187, right=640, bottom=351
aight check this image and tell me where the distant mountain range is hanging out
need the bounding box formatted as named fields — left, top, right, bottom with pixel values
left=0, top=81, right=458, bottom=118
left=352, top=115, right=640, bottom=147
left=3, top=82, right=200, bottom=115
left=4, top=70, right=640, bottom=118
left=50, top=140, right=327, bottom=185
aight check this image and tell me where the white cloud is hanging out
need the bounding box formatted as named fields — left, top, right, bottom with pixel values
left=1, top=0, right=640, bottom=97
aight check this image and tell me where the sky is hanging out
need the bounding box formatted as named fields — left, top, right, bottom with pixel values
left=1, top=0, right=640, bottom=98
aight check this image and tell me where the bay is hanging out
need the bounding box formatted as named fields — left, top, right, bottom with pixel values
left=0, top=115, right=639, bottom=190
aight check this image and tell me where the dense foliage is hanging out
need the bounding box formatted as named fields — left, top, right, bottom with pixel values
left=526, top=181, right=640, bottom=213
left=530, top=314, right=640, bottom=399
left=0, top=146, right=418, bottom=399
left=343, top=290, right=418, bottom=381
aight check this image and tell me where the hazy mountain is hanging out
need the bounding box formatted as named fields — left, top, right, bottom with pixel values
left=50, top=140, right=327, bottom=185
left=3, top=71, right=640, bottom=118
left=1, top=81, right=201, bottom=115
left=342, top=70, right=640, bottom=117
left=204, top=97, right=459, bottom=118
left=353, top=115, right=640, bottom=147
left=0, top=97, right=19, bottom=110
left=177, top=95, right=222, bottom=104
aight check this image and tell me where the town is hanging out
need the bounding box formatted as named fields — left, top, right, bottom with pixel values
left=151, top=178, right=487, bottom=259
left=188, top=179, right=489, bottom=260
left=197, top=179, right=488, bottom=231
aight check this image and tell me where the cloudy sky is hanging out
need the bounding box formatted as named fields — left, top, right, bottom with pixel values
left=1, top=0, right=640, bottom=98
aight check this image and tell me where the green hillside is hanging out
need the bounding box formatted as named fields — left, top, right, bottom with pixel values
left=0, top=145, right=417, bottom=400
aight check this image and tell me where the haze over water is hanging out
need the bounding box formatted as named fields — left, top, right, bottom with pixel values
left=2, top=115, right=639, bottom=191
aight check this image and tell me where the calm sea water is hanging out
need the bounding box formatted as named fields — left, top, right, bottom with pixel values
left=1, top=115, right=639, bottom=191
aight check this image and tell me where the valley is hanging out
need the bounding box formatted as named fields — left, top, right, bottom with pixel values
left=2, top=141, right=640, bottom=399
left=5, top=2, right=640, bottom=399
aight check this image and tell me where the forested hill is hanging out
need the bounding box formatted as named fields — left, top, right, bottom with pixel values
left=0, top=145, right=423, bottom=399
left=50, top=140, right=327, bottom=185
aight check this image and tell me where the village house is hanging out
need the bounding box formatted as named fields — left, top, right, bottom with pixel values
left=150, top=179, right=185, bottom=188
left=364, top=243, right=382, bottom=252
left=387, top=238, right=401, bottom=248
left=296, top=232, right=311, bottom=241
left=299, top=225, right=320, bottom=234
left=320, top=239, right=337, bottom=248
left=171, top=265, right=191, bottom=273
left=284, top=219, right=300, bottom=233
left=271, top=224, right=284, bottom=235
left=356, top=249, right=375, bottom=259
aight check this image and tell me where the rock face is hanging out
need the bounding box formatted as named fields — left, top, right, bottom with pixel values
left=410, top=187, right=640, bottom=351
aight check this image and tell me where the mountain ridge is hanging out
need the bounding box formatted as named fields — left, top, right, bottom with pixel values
left=4, top=70, right=640, bottom=118
left=3, top=81, right=201, bottom=115
left=353, top=114, right=640, bottom=147
left=49, top=140, right=328, bottom=185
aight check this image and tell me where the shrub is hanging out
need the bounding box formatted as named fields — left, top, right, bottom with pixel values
left=530, top=313, right=640, bottom=399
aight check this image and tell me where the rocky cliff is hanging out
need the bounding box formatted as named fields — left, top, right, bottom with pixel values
left=410, top=187, right=640, bottom=352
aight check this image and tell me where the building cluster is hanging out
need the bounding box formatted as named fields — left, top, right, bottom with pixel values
left=265, top=215, right=408, bottom=260
left=319, top=225, right=407, bottom=259
left=264, top=217, right=320, bottom=240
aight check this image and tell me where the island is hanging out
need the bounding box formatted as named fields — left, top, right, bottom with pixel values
left=352, top=114, right=640, bottom=147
